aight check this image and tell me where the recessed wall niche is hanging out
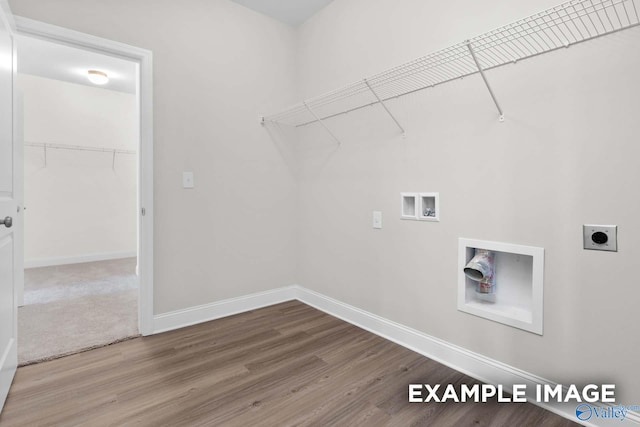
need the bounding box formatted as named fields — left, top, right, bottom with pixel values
left=401, top=192, right=439, bottom=221
left=400, top=193, right=418, bottom=220
left=457, top=238, right=544, bottom=335
left=419, top=193, right=439, bottom=221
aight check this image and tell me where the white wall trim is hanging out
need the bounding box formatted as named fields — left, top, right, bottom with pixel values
left=14, top=16, right=154, bottom=336
left=152, top=284, right=639, bottom=426
left=0, top=0, right=15, bottom=33
left=153, top=286, right=299, bottom=334
left=294, top=286, right=638, bottom=427
left=24, top=251, right=137, bottom=269
left=13, top=16, right=150, bottom=61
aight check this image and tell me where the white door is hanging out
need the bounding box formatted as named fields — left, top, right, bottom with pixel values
left=0, top=0, right=17, bottom=413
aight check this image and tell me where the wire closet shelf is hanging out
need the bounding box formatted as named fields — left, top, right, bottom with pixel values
left=25, top=142, right=137, bottom=169
left=262, top=0, right=640, bottom=131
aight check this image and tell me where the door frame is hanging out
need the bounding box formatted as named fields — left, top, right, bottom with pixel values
left=0, top=0, right=17, bottom=412
left=14, top=17, right=154, bottom=335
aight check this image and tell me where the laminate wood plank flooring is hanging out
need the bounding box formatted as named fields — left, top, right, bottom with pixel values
left=0, top=301, right=579, bottom=426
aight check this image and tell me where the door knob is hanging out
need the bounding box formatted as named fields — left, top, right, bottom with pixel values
left=0, top=216, right=12, bottom=228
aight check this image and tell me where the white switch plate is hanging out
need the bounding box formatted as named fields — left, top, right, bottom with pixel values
left=373, top=211, right=382, bottom=229
left=183, top=172, right=194, bottom=189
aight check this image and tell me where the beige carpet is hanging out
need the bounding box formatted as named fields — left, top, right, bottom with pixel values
left=18, top=258, right=140, bottom=366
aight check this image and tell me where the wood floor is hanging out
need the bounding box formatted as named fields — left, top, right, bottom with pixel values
left=0, top=301, right=578, bottom=426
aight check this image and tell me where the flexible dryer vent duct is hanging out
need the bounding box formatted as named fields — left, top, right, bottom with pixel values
left=463, top=249, right=495, bottom=294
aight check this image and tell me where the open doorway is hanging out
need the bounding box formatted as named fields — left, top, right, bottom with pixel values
left=16, top=35, right=140, bottom=365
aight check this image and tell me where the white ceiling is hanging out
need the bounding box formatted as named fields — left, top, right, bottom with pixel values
left=16, top=1, right=333, bottom=91
left=17, top=35, right=137, bottom=94
left=231, top=0, right=334, bottom=26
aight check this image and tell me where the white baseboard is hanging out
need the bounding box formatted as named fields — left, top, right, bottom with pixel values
left=294, top=286, right=639, bottom=427
left=152, top=285, right=638, bottom=426
left=153, top=286, right=298, bottom=334
left=24, top=251, right=137, bottom=269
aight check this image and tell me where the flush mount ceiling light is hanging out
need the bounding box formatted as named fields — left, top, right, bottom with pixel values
left=87, top=69, right=109, bottom=85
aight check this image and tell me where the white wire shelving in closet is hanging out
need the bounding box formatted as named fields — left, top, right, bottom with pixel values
left=25, top=142, right=137, bottom=169
left=261, top=0, right=640, bottom=143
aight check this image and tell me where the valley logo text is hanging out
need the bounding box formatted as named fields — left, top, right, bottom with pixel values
left=575, top=404, right=640, bottom=422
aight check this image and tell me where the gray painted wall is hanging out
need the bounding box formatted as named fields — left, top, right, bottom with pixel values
left=296, top=0, right=640, bottom=403
left=11, top=0, right=640, bottom=406
left=20, top=74, right=137, bottom=264
left=9, top=0, right=300, bottom=314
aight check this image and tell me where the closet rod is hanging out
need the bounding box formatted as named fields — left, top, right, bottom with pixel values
left=25, top=142, right=136, bottom=155
left=25, top=142, right=136, bottom=169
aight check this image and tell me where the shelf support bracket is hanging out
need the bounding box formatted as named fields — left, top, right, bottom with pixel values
left=303, top=101, right=341, bottom=145
left=466, top=40, right=505, bottom=122
left=364, top=78, right=406, bottom=137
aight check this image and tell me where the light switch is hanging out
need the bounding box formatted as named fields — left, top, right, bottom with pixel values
left=373, top=211, right=382, bottom=229
left=183, top=172, right=194, bottom=189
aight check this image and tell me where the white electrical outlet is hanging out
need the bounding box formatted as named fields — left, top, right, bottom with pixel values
left=183, top=171, right=194, bottom=189
left=583, top=224, right=617, bottom=252
left=373, top=211, right=382, bottom=229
